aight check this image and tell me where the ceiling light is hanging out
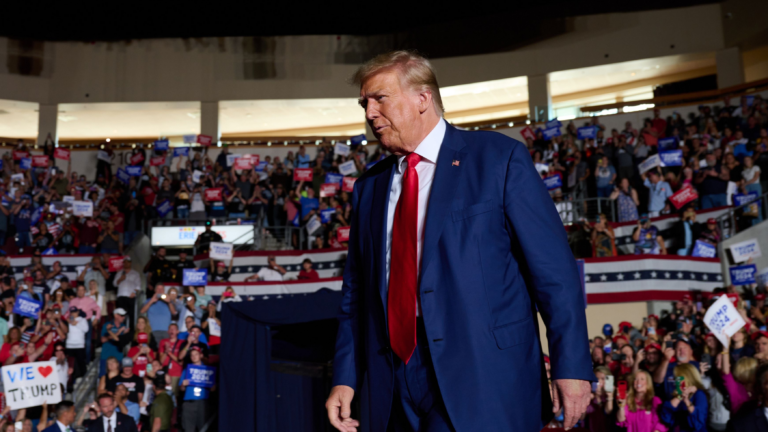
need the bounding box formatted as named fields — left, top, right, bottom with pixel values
left=100, top=144, right=105, bottom=149
left=106, top=138, right=111, bottom=142
left=284, top=141, right=288, bottom=146
left=525, top=120, right=531, bottom=125
left=508, top=122, right=514, bottom=127
left=132, top=144, right=136, bottom=149
left=217, top=142, right=222, bottom=147
left=267, top=142, right=272, bottom=146
left=346, top=140, right=351, bottom=145
left=362, top=140, right=367, bottom=145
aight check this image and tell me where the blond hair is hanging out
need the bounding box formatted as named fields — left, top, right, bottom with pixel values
left=351, top=50, right=444, bottom=114
left=734, top=356, right=759, bottom=386
left=627, top=371, right=655, bottom=412
left=674, top=363, right=705, bottom=391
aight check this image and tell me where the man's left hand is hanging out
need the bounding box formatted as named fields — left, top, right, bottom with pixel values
left=551, top=379, right=591, bottom=430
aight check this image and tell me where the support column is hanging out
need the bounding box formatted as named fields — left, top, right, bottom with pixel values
left=36, top=104, right=58, bottom=147
left=716, top=47, right=745, bottom=89
left=527, top=74, right=553, bottom=123
left=200, top=101, right=221, bottom=145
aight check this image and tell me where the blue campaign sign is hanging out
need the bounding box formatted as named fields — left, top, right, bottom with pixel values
left=125, top=166, right=142, bottom=177
left=254, top=161, right=268, bottom=172
left=543, top=175, right=562, bottom=190
left=31, top=206, right=43, bottom=226
left=13, top=297, right=42, bottom=319
left=325, top=173, right=344, bottom=186
left=691, top=240, right=716, bottom=258
left=545, top=119, right=562, bottom=129
left=186, top=365, right=216, bottom=388
left=157, top=200, right=173, bottom=217
left=320, top=208, right=336, bottom=224
left=542, top=126, right=561, bottom=140
left=350, top=134, right=367, bottom=145
left=733, top=192, right=759, bottom=207
left=658, top=137, right=677, bottom=151
left=173, top=147, right=190, bottom=158
left=19, top=158, right=31, bottom=170
left=730, top=264, right=757, bottom=286
left=183, top=269, right=208, bottom=286
left=154, top=139, right=169, bottom=151
left=42, top=247, right=57, bottom=255
left=577, top=126, right=597, bottom=140
left=291, top=213, right=299, bottom=227
left=116, top=168, right=130, bottom=184
left=659, top=150, right=683, bottom=167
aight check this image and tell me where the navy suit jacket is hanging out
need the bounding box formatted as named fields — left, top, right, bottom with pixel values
left=332, top=124, right=594, bottom=431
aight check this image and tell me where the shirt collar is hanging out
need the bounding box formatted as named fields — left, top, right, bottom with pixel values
left=56, top=420, right=69, bottom=431
left=105, top=412, right=116, bottom=423
left=396, top=118, right=446, bottom=174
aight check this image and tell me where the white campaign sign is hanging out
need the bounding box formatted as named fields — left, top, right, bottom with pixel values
left=226, top=154, right=238, bottom=167
left=208, top=318, right=221, bottom=337
left=192, top=170, right=203, bottom=183
left=72, top=200, right=93, bottom=217
left=730, top=238, right=762, bottom=263
left=2, top=360, right=63, bottom=410
left=703, top=295, right=747, bottom=347
left=209, top=242, right=233, bottom=260
left=334, top=143, right=351, bottom=157
left=306, top=215, right=322, bottom=235
left=338, top=160, right=357, bottom=176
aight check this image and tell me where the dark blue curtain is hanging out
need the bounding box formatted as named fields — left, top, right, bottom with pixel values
left=220, top=290, right=342, bottom=432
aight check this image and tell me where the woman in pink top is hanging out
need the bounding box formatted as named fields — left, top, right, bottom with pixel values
left=616, top=370, right=667, bottom=432
left=717, top=336, right=757, bottom=415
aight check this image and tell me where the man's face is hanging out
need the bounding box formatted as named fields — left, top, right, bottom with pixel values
left=157, top=248, right=166, bottom=259
left=114, top=313, right=125, bottom=325
left=675, top=342, right=692, bottom=362
left=122, top=260, right=131, bottom=271
left=98, top=397, right=116, bottom=417
left=645, top=348, right=660, bottom=364
left=191, top=328, right=201, bottom=339
left=621, top=346, right=634, bottom=367
left=186, top=316, right=195, bottom=329
left=593, top=338, right=604, bottom=349
left=62, top=406, right=76, bottom=424
left=179, top=252, right=187, bottom=261
left=190, top=349, right=202, bottom=364
left=168, top=325, right=178, bottom=338
left=360, top=69, right=429, bottom=155
left=757, top=336, right=768, bottom=354
left=77, top=286, right=85, bottom=298
left=115, top=384, right=127, bottom=398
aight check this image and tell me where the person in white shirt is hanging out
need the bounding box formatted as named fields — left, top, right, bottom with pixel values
left=114, top=257, right=141, bottom=325
left=244, top=255, right=286, bottom=282
left=53, top=342, right=72, bottom=396
left=66, top=307, right=90, bottom=382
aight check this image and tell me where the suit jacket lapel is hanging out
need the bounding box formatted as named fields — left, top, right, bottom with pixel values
left=370, top=157, right=397, bottom=317
left=420, top=125, right=467, bottom=283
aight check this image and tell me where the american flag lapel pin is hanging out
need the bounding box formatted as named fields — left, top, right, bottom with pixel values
left=452, top=160, right=460, bottom=167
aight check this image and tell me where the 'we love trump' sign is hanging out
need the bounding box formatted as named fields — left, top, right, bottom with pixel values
left=1, top=361, right=62, bottom=409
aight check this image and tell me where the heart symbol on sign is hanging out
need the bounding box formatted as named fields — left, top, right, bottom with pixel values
left=38, top=366, right=53, bottom=378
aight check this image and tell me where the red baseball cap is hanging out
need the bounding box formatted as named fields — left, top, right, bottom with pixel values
left=682, top=294, right=692, bottom=301
left=618, top=321, right=633, bottom=331
left=707, top=218, right=716, bottom=224
left=613, top=335, right=628, bottom=344
left=644, top=343, right=661, bottom=352
left=217, top=261, right=226, bottom=267
left=648, top=314, right=659, bottom=321
left=137, top=332, right=149, bottom=344
left=752, top=331, right=768, bottom=341
left=757, top=293, right=766, bottom=301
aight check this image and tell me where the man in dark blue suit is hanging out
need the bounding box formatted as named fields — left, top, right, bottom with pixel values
left=325, top=51, right=594, bottom=432
left=41, top=401, right=76, bottom=432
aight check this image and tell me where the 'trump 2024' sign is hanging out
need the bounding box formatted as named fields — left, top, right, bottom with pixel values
left=2, top=361, right=62, bottom=409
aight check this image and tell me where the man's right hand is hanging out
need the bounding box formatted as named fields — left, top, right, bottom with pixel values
left=326, top=385, right=358, bottom=432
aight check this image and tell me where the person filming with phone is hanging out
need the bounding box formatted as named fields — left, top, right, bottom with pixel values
left=616, top=370, right=665, bottom=432
left=659, top=363, right=708, bottom=432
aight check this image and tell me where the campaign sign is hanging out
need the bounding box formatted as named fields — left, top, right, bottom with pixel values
left=1, top=360, right=63, bottom=410
left=658, top=137, right=677, bottom=151
left=350, top=134, right=367, bottom=145
left=97, top=150, right=111, bottom=162
left=13, top=151, right=29, bottom=161
left=208, top=318, right=221, bottom=337
left=659, top=150, right=683, bottom=167
left=53, top=148, right=70, bottom=161
left=542, top=126, right=561, bottom=140
left=342, top=176, right=356, bottom=193
left=338, top=160, right=358, bottom=176
left=730, top=238, right=762, bottom=262
left=294, top=168, right=313, bottom=182
left=669, top=185, right=699, bottom=209
left=337, top=226, right=351, bottom=242
left=72, top=200, right=93, bottom=217
left=209, top=242, right=233, bottom=260
left=320, top=208, right=336, bottom=224
left=577, top=126, right=597, bottom=140
left=173, top=147, right=190, bottom=158
left=704, top=295, right=747, bottom=347
left=183, top=134, right=197, bottom=144
left=733, top=192, right=759, bottom=207
left=226, top=154, right=238, bottom=167
left=233, top=156, right=254, bottom=170
left=545, top=119, right=562, bottom=129
left=186, top=365, right=216, bottom=388
left=125, top=166, right=142, bottom=177
left=757, top=267, right=768, bottom=287
left=192, top=170, right=203, bottom=183
left=730, top=264, right=757, bottom=286
left=306, top=215, right=322, bottom=235
left=108, top=256, right=127, bottom=272
left=543, top=175, right=562, bottom=190
left=42, top=248, right=57, bottom=256
left=692, top=240, right=716, bottom=258
left=183, top=269, right=208, bottom=286
left=204, top=188, right=223, bottom=201
left=320, top=183, right=339, bottom=197
left=334, top=143, right=351, bottom=157
left=197, top=135, right=213, bottom=146
left=325, top=173, right=344, bottom=186
left=31, top=156, right=49, bottom=168
left=157, top=200, right=173, bottom=218
left=254, top=161, right=268, bottom=172
left=150, top=156, right=166, bottom=166
left=638, top=154, right=661, bottom=174
left=31, top=206, right=43, bottom=226
left=154, top=139, right=169, bottom=151
left=520, top=126, right=536, bottom=141
left=19, top=158, right=31, bottom=170
left=129, top=152, right=144, bottom=165
left=12, top=297, right=42, bottom=319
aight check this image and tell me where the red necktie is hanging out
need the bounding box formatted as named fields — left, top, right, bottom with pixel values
left=388, top=152, right=420, bottom=364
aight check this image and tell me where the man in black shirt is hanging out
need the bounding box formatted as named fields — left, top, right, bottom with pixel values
left=106, top=357, right=145, bottom=404
left=194, top=224, right=222, bottom=255
left=144, top=247, right=173, bottom=286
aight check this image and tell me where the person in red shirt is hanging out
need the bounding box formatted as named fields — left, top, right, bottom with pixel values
left=126, top=332, right=156, bottom=378
left=75, top=216, right=101, bottom=254
left=158, top=323, right=185, bottom=397
left=109, top=202, right=125, bottom=234
left=608, top=344, right=636, bottom=379
left=141, top=177, right=158, bottom=207
left=297, top=258, right=319, bottom=280
left=652, top=108, right=667, bottom=138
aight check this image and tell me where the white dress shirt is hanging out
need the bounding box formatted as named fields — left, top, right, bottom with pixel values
left=385, top=118, right=446, bottom=301
left=114, top=269, right=141, bottom=298
left=55, top=420, right=71, bottom=431
left=103, top=412, right=117, bottom=431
